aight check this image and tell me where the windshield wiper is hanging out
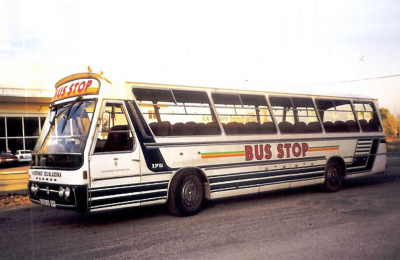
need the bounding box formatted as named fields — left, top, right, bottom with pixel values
left=49, top=101, right=59, bottom=126
left=49, top=108, right=57, bottom=126
left=68, top=101, right=83, bottom=120
left=61, top=96, right=83, bottom=133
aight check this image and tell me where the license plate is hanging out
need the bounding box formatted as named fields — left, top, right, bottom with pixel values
left=39, top=199, right=56, bottom=207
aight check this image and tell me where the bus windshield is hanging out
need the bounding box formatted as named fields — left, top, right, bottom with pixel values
left=38, top=99, right=96, bottom=154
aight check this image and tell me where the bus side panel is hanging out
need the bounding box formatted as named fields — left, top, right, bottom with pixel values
left=155, top=139, right=357, bottom=198
left=347, top=138, right=386, bottom=176
left=370, top=140, right=387, bottom=174
left=158, top=140, right=355, bottom=169
left=370, top=154, right=387, bottom=174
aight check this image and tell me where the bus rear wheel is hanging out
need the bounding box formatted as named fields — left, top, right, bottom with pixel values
left=324, top=160, right=343, bottom=192
left=168, top=173, right=204, bottom=216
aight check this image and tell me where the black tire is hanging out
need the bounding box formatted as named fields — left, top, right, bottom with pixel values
left=167, top=173, right=204, bottom=216
left=323, top=160, right=342, bottom=192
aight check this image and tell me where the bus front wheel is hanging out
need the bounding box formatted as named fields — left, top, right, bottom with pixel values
left=168, top=172, right=204, bottom=216
left=324, top=160, right=343, bottom=192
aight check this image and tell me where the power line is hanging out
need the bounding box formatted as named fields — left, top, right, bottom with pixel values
left=308, top=73, right=400, bottom=86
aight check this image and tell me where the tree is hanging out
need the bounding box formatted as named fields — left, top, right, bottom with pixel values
left=380, top=108, right=398, bottom=137
left=397, top=115, right=400, bottom=137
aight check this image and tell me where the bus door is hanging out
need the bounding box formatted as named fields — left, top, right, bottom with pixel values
left=89, top=101, right=141, bottom=210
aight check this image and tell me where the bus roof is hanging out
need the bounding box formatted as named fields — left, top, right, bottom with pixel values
left=54, top=72, right=377, bottom=101
left=125, top=81, right=377, bottom=101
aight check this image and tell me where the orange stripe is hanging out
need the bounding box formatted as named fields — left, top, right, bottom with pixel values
left=309, top=147, right=339, bottom=152
left=202, top=153, right=244, bottom=159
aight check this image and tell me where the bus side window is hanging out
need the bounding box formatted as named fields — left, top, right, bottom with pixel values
left=353, top=101, right=382, bottom=132
left=212, top=93, right=276, bottom=135
left=269, top=96, right=321, bottom=134
left=269, top=96, right=294, bottom=134
left=133, top=88, right=220, bottom=136
left=316, top=99, right=359, bottom=133
left=94, top=104, right=134, bottom=153
left=292, top=97, right=321, bottom=133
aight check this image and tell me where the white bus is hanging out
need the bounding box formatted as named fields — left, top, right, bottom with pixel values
left=28, top=72, right=387, bottom=216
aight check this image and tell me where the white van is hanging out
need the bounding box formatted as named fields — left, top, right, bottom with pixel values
left=15, top=150, right=32, bottom=163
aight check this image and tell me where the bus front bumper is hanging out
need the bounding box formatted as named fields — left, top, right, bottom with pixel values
left=28, top=181, right=88, bottom=212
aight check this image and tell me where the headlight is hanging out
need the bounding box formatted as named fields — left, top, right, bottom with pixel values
left=64, top=187, right=71, bottom=199
left=31, top=183, right=39, bottom=195
left=58, top=187, right=65, bottom=198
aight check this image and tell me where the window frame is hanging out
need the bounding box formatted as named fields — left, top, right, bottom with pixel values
left=134, top=87, right=221, bottom=137
left=93, top=101, right=136, bottom=154
left=0, top=115, right=45, bottom=154
left=315, top=98, right=360, bottom=133
left=269, top=96, right=322, bottom=134
left=352, top=100, right=383, bottom=132
left=211, top=92, right=276, bottom=135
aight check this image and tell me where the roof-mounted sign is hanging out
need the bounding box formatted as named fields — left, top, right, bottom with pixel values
left=52, top=78, right=100, bottom=102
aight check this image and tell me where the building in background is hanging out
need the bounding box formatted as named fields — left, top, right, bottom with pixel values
left=0, top=61, right=84, bottom=154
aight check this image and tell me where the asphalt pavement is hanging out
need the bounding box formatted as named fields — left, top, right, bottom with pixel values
left=0, top=156, right=400, bottom=259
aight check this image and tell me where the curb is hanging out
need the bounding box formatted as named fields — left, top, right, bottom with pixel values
left=0, top=173, right=29, bottom=181
left=0, top=171, right=27, bottom=175
left=0, top=179, right=29, bottom=198
left=0, top=169, right=29, bottom=198
left=0, top=189, right=28, bottom=198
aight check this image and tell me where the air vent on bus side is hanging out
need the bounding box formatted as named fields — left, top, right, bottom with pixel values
left=354, top=139, right=373, bottom=156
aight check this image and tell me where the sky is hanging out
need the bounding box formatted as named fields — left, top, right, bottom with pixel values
left=1, top=0, right=400, bottom=115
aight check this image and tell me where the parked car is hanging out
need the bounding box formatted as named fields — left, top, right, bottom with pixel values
left=15, top=150, right=33, bottom=163
left=0, top=153, right=18, bottom=167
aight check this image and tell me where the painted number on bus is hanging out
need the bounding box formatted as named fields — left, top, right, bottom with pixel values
left=152, top=163, right=164, bottom=169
